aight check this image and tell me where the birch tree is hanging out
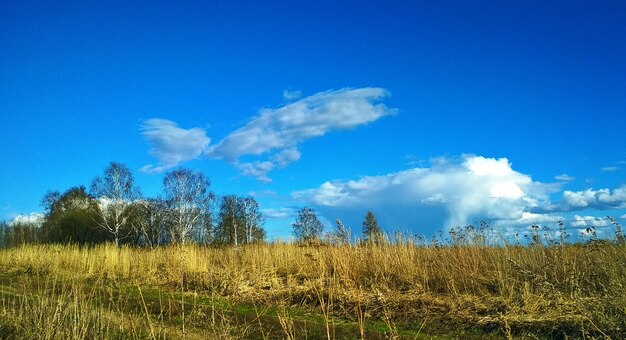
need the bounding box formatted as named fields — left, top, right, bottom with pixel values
left=90, top=162, right=141, bottom=246
left=215, top=195, right=265, bottom=246
left=162, top=168, right=213, bottom=245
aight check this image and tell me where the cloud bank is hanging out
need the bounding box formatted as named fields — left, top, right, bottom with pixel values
left=141, top=88, right=396, bottom=180
left=293, top=155, right=556, bottom=230
left=292, top=155, right=626, bottom=235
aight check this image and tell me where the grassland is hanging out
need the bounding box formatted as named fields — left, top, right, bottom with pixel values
left=1, top=241, right=625, bottom=339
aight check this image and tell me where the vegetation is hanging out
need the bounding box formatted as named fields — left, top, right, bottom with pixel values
left=362, top=211, right=382, bottom=245
left=292, top=207, right=324, bottom=244
left=1, top=237, right=625, bottom=338
left=1, top=161, right=625, bottom=338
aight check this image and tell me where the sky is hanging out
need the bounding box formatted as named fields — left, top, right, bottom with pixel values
left=1, top=1, right=625, bottom=241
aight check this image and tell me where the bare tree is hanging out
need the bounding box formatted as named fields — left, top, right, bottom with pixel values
left=292, top=207, right=323, bottom=244
left=242, top=196, right=264, bottom=244
left=132, top=198, right=167, bottom=248
left=91, top=162, right=141, bottom=246
left=215, top=195, right=265, bottom=247
left=162, top=168, right=213, bottom=245
left=215, top=195, right=244, bottom=246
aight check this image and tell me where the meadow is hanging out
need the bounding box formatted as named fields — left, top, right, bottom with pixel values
left=1, top=239, right=625, bottom=339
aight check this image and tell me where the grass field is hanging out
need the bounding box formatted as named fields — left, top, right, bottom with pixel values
left=1, top=241, right=625, bottom=339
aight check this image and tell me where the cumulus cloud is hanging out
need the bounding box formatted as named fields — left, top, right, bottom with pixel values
left=293, top=155, right=556, bottom=230
left=570, top=215, right=610, bottom=227
left=141, top=88, right=395, bottom=180
left=10, top=213, right=45, bottom=226
left=601, top=166, right=619, bottom=172
left=560, top=186, right=626, bottom=210
left=555, top=174, right=575, bottom=181
left=140, top=119, right=211, bottom=173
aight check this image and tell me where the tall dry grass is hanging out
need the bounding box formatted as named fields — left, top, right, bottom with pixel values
left=1, top=241, right=625, bottom=338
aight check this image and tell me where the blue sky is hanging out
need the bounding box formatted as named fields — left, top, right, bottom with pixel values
left=2, top=1, right=625, bottom=240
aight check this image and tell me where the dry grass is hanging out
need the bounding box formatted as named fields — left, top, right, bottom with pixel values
left=1, top=241, right=625, bottom=338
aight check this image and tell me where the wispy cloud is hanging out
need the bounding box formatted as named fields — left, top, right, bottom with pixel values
left=282, top=89, right=302, bottom=100
left=555, top=174, right=575, bottom=181
left=140, top=88, right=396, bottom=180
left=140, top=119, right=211, bottom=173
left=262, top=207, right=296, bottom=219
left=229, top=87, right=391, bottom=180
left=601, top=166, right=619, bottom=172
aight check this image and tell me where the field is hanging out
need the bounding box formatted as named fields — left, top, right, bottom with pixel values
left=1, top=241, right=625, bottom=339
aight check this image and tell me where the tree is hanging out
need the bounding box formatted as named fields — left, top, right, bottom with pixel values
left=130, top=198, right=168, bottom=248
left=362, top=211, right=383, bottom=244
left=215, top=195, right=244, bottom=246
left=215, top=195, right=265, bottom=246
left=331, top=218, right=350, bottom=245
left=292, top=207, right=323, bottom=244
left=41, top=186, right=108, bottom=244
left=162, top=168, right=213, bottom=245
left=242, top=197, right=265, bottom=244
left=90, top=162, right=141, bottom=246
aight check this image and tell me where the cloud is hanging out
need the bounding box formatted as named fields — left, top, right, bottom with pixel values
left=293, top=155, right=556, bottom=231
left=560, top=186, right=626, bottom=210
left=10, top=213, right=45, bottom=226
left=601, top=166, right=619, bottom=172
left=141, top=88, right=395, bottom=180
left=247, top=189, right=277, bottom=197
left=206, top=87, right=395, bottom=164
left=555, top=174, right=575, bottom=181
left=570, top=215, right=610, bottom=227
left=235, top=148, right=303, bottom=182
left=282, top=89, right=302, bottom=100
left=262, top=207, right=296, bottom=219
left=140, top=119, right=211, bottom=173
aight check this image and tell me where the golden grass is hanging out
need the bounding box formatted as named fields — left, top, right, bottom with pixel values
left=1, top=241, right=625, bottom=338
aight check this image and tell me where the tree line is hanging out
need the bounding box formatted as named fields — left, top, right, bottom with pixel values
left=1, top=162, right=264, bottom=247
left=1, top=162, right=385, bottom=248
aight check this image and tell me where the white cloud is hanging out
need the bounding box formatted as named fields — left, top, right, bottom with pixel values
left=141, top=88, right=395, bottom=180
left=140, top=119, right=211, bottom=173
left=561, top=185, right=626, bottom=210
left=234, top=147, right=303, bottom=182
left=555, top=174, right=575, bottom=181
left=208, top=88, right=395, bottom=159
left=282, top=89, right=302, bottom=100
left=10, top=213, right=45, bottom=226
left=601, top=166, right=619, bottom=172
left=293, top=155, right=555, bottom=230
left=271, top=147, right=301, bottom=168
left=247, top=190, right=277, bottom=197
left=570, top=215, right=610, bottom=227
left=236, top=161, right=275, bottom=183
left=620, top=214, right=626, bottom=220
left=262, top=207, right=296, bottom=219
left=204, top=87, right=396, bottom=180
